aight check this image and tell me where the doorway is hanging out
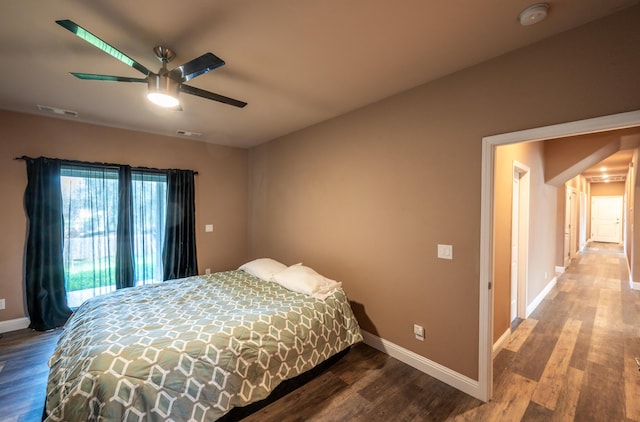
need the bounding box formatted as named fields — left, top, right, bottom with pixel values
left=580, top=192, right=588, bottom=252
left=479, top=109, right=640, bottom=402
left=511, top=162, right=529, bottom=322
left=564, top=188, right=579, bottom=267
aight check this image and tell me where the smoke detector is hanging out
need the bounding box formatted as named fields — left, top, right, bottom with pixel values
left=519, top=3, right=549, bottom=26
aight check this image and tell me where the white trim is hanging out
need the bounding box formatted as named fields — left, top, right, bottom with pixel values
left=361, top=330, right=481, bottom=399
left=0, top=317, right=30, bottom=334
left=626, top=257, right=640, bottom=290
left=526, top=277, right=557, bottom=316
left=492, top=328, right=511, bottom=359
left=512, top=161, right=530, bottom=321
left=483, top=110, right=640, bottom=145
left=480, top=110, right=640, bottom=403
left=555, top=266, right=566, bottom=275
left=478, top=134, right=495, bottom=402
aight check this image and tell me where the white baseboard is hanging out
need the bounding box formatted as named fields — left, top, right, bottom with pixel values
left=526, top=276, right=557, bottom=317
left=0, top=317, right=30, bottom=334
left=360, top=330, right=481, bottom=400
left=624, top=256, right=639, bottom=290
left=492, top=328, right=511, bottom=359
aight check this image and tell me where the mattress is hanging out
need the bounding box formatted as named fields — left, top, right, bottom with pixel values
left=44, top=270, right=362, bottom=421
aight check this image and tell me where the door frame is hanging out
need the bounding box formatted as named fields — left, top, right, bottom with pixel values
left=564, top=187, right=579, bottom=267
left=579, top=191, right=588, bottom=252
left=478, top=109, right=640, bottom=402
left=511, top=161, right=530, bottom=322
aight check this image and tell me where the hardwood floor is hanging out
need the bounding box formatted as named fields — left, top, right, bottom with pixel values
left=1, top=242, right=638, bottom=421
left=0, top=328, right=60, bottom=421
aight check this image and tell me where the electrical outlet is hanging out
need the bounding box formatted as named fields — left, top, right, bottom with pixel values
left=205, top=268, right=211, bottom=275
left=0, top=298, right=5, bottom=310
left=413, top=324, right=425, bottom=341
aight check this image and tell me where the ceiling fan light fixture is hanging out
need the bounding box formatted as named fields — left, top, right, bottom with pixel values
left=147, top=92, right=179, bottom=108
left=147, top=74, right=180, bottom=108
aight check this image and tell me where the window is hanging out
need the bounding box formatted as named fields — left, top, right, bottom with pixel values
left=131, top=172, right=167, bottom=285
left=61, top=165, right=167, bottom=308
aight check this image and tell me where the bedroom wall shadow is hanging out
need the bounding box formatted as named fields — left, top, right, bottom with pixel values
left=349, top=301, right=378, bottom=336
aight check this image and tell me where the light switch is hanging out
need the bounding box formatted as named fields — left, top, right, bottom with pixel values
left=437, top=244, right=453, bottom=260
left=413, top=324, right=425, bottom=341
left=205, top=224, right=213, bottom=232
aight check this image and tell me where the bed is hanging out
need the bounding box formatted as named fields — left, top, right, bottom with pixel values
left=44, top=261, right=363, bottom=421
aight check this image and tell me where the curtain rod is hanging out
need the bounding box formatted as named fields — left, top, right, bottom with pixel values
left=14, top=156, right=198, bottom=175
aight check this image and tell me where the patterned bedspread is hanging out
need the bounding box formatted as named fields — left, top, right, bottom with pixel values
left=45, top=270, right=363, bottom=421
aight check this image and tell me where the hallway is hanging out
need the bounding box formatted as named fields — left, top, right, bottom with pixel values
left=463, top=242, right=640, bottom=420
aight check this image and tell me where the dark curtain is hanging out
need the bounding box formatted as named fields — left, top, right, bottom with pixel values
left=163, top=170, right=198, bottom=280
left=24, top=157, right=72, bottom=331
left=116, top=165, right=134, bottom=289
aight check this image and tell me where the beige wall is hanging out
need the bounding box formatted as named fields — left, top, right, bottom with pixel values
left=493, top=142, right=557, bottom=342
left=544, top=133, right=622, bottom=186
left=248, top=7, right=640, bottom=379
left=590, top=181, right=625, bottom=196
left=0, top=110, right=249, bottom=322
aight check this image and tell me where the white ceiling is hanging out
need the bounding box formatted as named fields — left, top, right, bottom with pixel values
left=1, top=0, right=637, bottom=148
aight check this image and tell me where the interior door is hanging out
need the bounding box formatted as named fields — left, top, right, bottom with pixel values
left=510, top=170, right=519, bottom=322
left=570, top=190, right=578, bottom=258
left=591, top=196, right=623, bottom=243
left=579, top=192, right=587, bottom=251
left=564, top=190, right=571, bottom=267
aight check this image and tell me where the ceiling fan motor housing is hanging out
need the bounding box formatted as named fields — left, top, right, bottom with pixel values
left=147, top=73, right=180, bottom=106
left=153, top=46, right=176, bottom=63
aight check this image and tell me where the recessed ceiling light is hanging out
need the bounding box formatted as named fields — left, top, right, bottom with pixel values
left=600, top=166, right=607, bottom=172
left=518, top=3, right=549, bottom=26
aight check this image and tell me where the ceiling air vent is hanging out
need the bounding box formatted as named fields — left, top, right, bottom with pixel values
left=37, top=105, right=78, bottom=117
left=589, top=175, right=626, bottom=183
left=176, top=130, right=202, bottom=137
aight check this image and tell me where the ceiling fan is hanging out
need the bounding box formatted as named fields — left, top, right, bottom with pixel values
left=56, top=19, right=247, bottom=109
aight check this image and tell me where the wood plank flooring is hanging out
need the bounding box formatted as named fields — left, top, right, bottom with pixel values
left=0, top=329, right=60, bottom=421
left=1, top=242, right=638, bottom=421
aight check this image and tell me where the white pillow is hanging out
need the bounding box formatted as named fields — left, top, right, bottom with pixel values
left=238, top=258, right=287, bottom=281
left=272, top=265, right=342, bottom=300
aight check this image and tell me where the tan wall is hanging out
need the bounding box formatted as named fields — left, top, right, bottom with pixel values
left=544, top=133, right=621, bottom=186
left=0, top=110, right=249, bottom=322
left=248, top=7, right=640, bottom=379
left=590, top=181, right=625, bottom=196
left=493, top=142, right=558, bottom=342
